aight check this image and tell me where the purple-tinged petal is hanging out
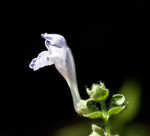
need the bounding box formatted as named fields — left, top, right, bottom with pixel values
left=29, top=51, right=53, bottom=71
left=29, top=33, right=81, bottom=112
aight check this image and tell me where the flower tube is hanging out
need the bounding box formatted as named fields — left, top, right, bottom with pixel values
left=29, top=33, right=81, bottom=112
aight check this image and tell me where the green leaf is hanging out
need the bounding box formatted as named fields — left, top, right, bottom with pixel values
left=110, top=94, right=126, bottom=107
left=86, top=82, right=109, bottom=102
left=78, top=99, right=103, bottom=119
left=108, top=94, right=127, bottom=117
left=83, top=111, right=102, bottom=119
left=108, top=106, right=126, bottom=117
left=89, top=124, right=105, bottom=136
left=79, top=99, right=98, bottom=114
left=89, top=132, right=102, bottom=136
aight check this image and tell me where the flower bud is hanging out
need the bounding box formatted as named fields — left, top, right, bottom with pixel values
left=86, top=82, right=109, bottom=102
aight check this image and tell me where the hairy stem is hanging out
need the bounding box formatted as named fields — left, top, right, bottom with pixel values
left=100, top=101, right=110, bottom=136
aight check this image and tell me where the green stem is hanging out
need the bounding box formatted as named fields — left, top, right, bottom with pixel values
left=100, top=101, right=110, bottom=136
left=105, top=120, right=110, bottom=136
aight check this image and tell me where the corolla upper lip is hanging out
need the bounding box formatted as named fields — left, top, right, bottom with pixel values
left=41, top=33, right=52, bottom=40
left=41, top=33, right=46, bottom=38
left=41, top=33, right=67, bottom=49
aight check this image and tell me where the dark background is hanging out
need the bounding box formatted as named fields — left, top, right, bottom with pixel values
left=0, top=0, right=148, bottom=136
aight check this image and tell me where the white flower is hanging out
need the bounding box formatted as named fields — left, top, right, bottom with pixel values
left=29, top=33, right=81, bottom=112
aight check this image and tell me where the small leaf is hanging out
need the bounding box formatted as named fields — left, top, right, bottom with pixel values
left=110, top=94, right=126, bottom=107
left=108, top=106, right=126, bottom=117
left=92, top=124, right=105, bottom=135
left=86, top=82, right=109, bottom=102
left=89, top=132, right=102, bottom=136
left=89, top=124, right=105, bottom=136
left=83, top=111, right=102, bottom=119
left=78, top=99, right=103, bottom=119
left=79, top=99, right=98, bottom=114
left=108, top=94, right=127, bottom=117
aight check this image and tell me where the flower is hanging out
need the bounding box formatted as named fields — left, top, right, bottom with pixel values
left=29, top=33, right=81, bottom=112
